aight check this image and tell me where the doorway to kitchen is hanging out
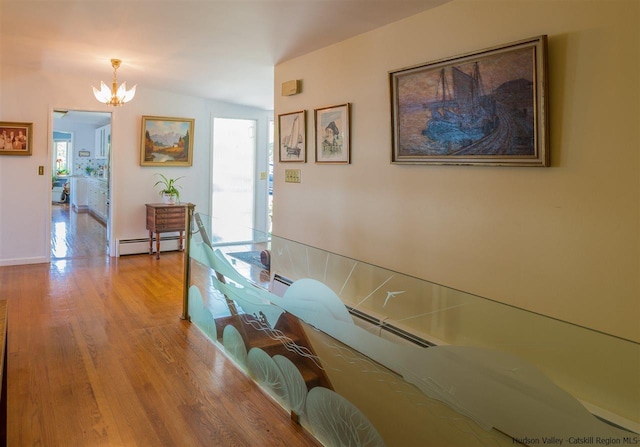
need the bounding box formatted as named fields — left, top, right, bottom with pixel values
left=51, top=110, right=111, bottom=259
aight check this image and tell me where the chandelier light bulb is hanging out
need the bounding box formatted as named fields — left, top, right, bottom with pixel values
left=92, top=59, right=136, bottom=106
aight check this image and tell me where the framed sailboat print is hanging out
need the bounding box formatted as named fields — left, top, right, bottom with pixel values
left=390, top=35, right=549, bottom=167
left=278, top=110, right=306, bottom=162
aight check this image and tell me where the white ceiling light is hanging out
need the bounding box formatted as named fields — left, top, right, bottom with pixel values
left=92, top=59, right=136, bottom=107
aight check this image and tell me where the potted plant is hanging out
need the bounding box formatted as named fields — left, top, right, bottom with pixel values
left=154, top=173, right=184, bottom=204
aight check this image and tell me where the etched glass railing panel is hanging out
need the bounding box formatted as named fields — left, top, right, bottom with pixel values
left=187, top=214, right=639, bottom=447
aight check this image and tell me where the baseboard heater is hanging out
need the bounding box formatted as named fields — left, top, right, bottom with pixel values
left=117, top=235, right=182, bottom=256
left=271, top=274, right=434, bottom=348
left=347, top=307, right=435, bottom=348
left=266, top=275, right=636, bottom=433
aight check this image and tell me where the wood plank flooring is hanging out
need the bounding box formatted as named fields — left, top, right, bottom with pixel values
left=1, top=252, right=320, bottom=446
left=51, top=203, right=107, bottom=259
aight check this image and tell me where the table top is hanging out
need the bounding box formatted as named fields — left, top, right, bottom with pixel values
left=145, top=202, right=194, bottom=209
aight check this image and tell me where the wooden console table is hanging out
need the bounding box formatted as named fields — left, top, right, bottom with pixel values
left=145, top=203, right=194, bottom=259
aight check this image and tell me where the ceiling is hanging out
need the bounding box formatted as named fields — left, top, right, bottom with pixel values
left=1, top=0, right=448, bottom=111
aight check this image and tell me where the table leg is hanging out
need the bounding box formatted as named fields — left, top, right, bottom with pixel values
left=156, top=232, right=161, bottom=260
left=149, top=230, right=153, bottom=255
left=179, top=231, right=184, bottom=251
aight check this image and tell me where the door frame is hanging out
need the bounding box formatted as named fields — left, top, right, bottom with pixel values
left=211, top=115, right=272, bottom=235
left=48, top=107, right=113, bottom=260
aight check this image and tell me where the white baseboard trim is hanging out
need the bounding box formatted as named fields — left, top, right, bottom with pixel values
left=0, top=256, right=49, bottom=266
left=117, top=236, right=182, bottom=256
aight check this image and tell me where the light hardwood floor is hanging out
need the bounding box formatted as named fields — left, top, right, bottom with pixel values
left=51, top=203, right=107, bottom=259
left=2, top=213, right=320, bottom=446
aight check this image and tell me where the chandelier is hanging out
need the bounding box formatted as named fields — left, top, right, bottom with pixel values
left=92, top=59, right=136, bottom=106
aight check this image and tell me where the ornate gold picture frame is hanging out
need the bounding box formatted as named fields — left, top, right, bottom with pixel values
left=140, top=116, right=195, bottom=166
left=0, top=122, right=33, bottom=156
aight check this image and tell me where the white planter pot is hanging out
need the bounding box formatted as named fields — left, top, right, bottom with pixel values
left=163, top=193, right=177, bottom=204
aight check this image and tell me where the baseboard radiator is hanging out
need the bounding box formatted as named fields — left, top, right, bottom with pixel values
left=117, top=235, right=182, bottom=256
left=270, top=274, right=638, bottom=432
left=271, top=274, right=435, bottom=348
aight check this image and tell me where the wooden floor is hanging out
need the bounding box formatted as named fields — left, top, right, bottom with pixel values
left=51, top=203, right=107, bottom=259
left=1, top=209, right=320, bottom=446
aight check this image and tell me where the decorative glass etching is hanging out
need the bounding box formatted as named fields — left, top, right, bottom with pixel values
left=187, top=214, right=639, bottom=447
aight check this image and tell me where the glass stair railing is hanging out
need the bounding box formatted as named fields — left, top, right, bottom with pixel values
left=184, top=213, right=639, bottom=447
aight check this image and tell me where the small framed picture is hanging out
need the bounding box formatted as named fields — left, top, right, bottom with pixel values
left=315, top=103, right=350, bottom=164
left=0, top=122, right=33, bottom=156
left=278, top=110, right=306, bottom=162
left=140, top=116, right=195, bottom=166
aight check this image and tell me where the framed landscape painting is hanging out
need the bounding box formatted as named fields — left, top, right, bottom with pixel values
left=390, top=35, right=549, bottom=166
left=0, top=122, right=33, bottom=156
left=140, top=116, right=195, bottom=166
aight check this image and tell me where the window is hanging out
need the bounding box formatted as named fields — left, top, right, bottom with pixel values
left=53, top=135, right=72, bottom=176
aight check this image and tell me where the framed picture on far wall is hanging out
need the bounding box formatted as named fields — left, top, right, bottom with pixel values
left=315, top=103, right=350, bottom=164
left=278, top=110, right=306, bottom=162
left=0, top=122, right=33, bottom=156
left=140, top=116, right=195, bottom=166
left=390, top=35, right=549, bottom=166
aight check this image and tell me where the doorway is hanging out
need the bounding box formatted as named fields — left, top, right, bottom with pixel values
left=211, top=117, right=257, bottom=241
left=51, top=110, right=111, bottom=259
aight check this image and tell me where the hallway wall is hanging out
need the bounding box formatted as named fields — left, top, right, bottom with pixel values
left=0, top=64, right=272, bottom=264
left=273, top=0, right=639, bottom=343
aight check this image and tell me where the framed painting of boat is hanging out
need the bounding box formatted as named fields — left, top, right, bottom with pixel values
left=278, top=110, right=306, bottom=162
left=0, top=122, right=33, bottom=156
left=390, top=35, right=549, bottom=166
left=315, top=103, right=351, bottom=164
left=140, top=116, right=194, bottom=166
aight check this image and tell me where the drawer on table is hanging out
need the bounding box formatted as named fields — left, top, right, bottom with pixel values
left=155, top=208, right=185, bottom=216
left=155, top=216, right=184, bottom=224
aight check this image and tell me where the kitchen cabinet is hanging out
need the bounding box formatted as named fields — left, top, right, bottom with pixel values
left=70, top=177, right=89, bottom=212
left=94, top=124, right=110, bottom=159
left=87, top=178, right=108, bottom=224
left=71, top=177, right=107, bottom=223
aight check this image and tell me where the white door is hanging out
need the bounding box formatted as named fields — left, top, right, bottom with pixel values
left=212, top=118, right=257, bottom=241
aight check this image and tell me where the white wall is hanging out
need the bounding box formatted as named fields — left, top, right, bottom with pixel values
left=273, top=0, right=639, bottom=342
left=0, top=64, right=272, bottom=264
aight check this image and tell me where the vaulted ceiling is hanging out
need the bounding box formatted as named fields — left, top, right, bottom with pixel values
left=1, top=0, right=449, bottom=110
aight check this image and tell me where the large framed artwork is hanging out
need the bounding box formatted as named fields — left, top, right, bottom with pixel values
left=0, top=122, right=33, bottom=156
left=140, top=116, right=195, bottom=166
left=278, top=110, right=306, bottom=162
left=390, top=35, right=549, bottom=166
left=315, top=103, right=350, bottom=164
